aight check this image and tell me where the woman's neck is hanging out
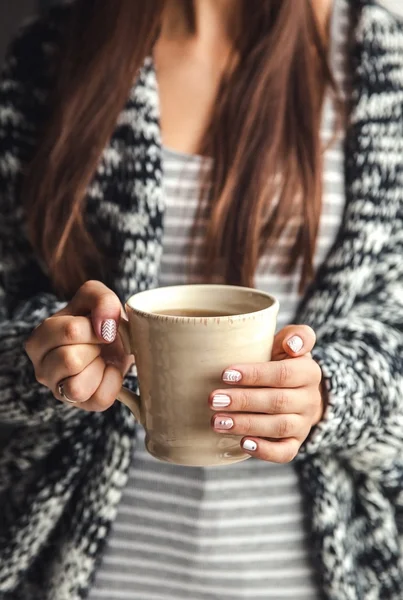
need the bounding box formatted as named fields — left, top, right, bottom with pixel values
left=312, top=0, right=334, bottom=42
left=161, top=1, right=333, bottom=43
left=161, top=0, right=242, bottom=45
left=155, top=0, right=334, bottom=156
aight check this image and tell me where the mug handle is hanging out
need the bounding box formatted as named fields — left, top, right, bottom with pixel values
left=116, top=319, right=143, bottom=424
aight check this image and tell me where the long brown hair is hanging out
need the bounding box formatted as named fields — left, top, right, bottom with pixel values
left=24, top=0, right=335, bottom=297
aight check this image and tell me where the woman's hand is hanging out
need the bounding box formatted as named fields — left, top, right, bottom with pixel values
left=210, top=325, right=324, bottom=463
left=25, top=280, right=133, bottom=411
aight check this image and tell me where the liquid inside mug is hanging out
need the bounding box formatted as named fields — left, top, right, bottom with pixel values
left=117, top=284, right=279, bottom=467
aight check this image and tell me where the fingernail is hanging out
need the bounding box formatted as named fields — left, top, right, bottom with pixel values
left=286, top=335, right=304, bottom=353
left=242, top=439, right=257, bottom=452
left=213, top=416, right=234, bottom=430
left=101, top=319, right=117, bottom=343
left=222, top=369, right=242, bottom=383
left=212, top=394, right=231, bottom=408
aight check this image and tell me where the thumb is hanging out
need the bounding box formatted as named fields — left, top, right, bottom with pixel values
left=67, top=280, right=123, bottom=344
left=272, top=324, right=316, bottom=360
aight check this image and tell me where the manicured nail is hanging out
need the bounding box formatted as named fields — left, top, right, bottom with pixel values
left=212, top=394, right=231, bottom=408
left=222, top=369, right=242, bottom=383
left=101, top=319, right=117, bottom=343
left=213, top=416, right=234, bottom=430
left=242, top=439, right=257, bottom=452
left=287, top=335, right=304, bottom=353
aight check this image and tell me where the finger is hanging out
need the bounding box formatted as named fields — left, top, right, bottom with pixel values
left=211, top=412, right=306, bottom=440
left=240, top=437, right=300, bottom=464
left=222, top=357, right=322, bottom=389
left=101, top=336, right=134, bottom=376
left=210, top=387, right=308, bottom=415
left=26, top=316, right=99, bottom=365
left=57, top=356, right=106, bottom=404
left=271, top=325, right=316, bottom=360
left=39, top=344, right=101, bottom=389
left=79, top=364, right=124, bottom=412
left=61, top=280, right=123, bottom=344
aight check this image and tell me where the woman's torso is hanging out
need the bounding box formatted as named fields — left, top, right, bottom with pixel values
left=88, top=1, right=349, bottom=598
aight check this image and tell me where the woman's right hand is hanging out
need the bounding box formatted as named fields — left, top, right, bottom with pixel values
left=25, top=280, right=133, bottom=412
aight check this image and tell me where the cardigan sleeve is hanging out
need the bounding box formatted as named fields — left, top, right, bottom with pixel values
left=298, top=2, right=403, bottom=473
left=300, top=212, right=403, bottom=473
left=0, top=10, right=83, bottom=426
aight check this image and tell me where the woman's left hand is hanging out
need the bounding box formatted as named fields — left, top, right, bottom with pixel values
left=210, top=325, right=324, bottom=463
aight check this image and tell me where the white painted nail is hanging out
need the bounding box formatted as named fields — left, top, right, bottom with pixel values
left=213, top=416, right=234, bottom=430
left=101, top=319, right=117, bottom=343
left=286, top=335, right=304, bottom=354
left=212, top=394, right=231, bottom=408
left=222, top=369, right=242, bottom=383
left=242, top=439, right=257, bottom=452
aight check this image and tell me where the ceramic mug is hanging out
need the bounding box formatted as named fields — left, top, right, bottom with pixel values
left=117, top=284, right=279, bottom=467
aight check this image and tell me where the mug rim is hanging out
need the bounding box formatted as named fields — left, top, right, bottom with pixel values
left=125, top=284, right=279, bottom=322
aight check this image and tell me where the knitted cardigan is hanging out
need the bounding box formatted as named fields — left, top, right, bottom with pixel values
left=0, top=2, right=402, bottom=599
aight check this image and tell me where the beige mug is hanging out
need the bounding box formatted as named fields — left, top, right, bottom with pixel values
left=117, top=284, right=279, bottom=467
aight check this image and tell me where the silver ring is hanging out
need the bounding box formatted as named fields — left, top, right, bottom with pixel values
left=58, top=381, right=78, bottom=405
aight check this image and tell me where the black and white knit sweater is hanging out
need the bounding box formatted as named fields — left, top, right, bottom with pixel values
left=0, top=1, right=403, bottom=599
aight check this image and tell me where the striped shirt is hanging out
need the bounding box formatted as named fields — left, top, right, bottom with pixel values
left=89, top=0, right=349, bottom=598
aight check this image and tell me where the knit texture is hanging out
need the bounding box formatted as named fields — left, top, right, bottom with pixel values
left=0, top=2, right=402, bottom=599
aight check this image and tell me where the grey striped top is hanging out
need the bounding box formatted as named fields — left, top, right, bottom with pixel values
left=89, top=1, right=349, bottom=598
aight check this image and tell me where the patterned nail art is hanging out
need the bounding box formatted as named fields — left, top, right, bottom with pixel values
left=101, top=319, right=117, bottom=343
left=242, top=439, right=257, bottom=452
left=287, top=335, right=304, bottom=353
left=212, top=394, right=231, bottom=408
left=222, top=369, right=242, bottom=383
left=213, top=416, right=234, bottom=430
